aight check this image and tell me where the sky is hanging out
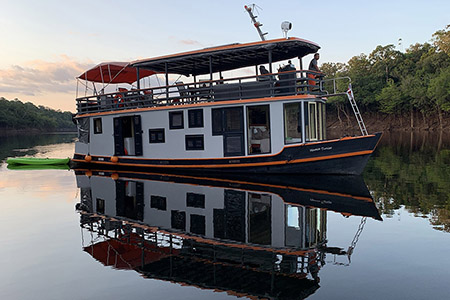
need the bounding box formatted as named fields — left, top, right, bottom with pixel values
left=0, top=0, right=448, bottom=112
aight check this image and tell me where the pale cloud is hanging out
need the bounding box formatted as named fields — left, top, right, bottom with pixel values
left=0, top=55, right=93, bottom=96
left=179, top=39, right=202, bottom=46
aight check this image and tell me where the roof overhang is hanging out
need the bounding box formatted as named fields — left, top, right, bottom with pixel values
left=131, top=37, right=320, bottom=76
left=78, top=62, right=158, bottom=84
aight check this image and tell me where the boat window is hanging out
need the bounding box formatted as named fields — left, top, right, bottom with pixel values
left=284, top=103, right=302, bottom=144
left=93, top=118, right=102, bottom=134
left=150, top=195, right=167, bottom=211
left=188, top=109, right=204, bottom=128
left=96, top=198, right=105, bottom=214
left=309, top=102, right=318, bottom=141
left=190, top=214, right=206, bottom=235
left=185, top=134, right=204, bottom=150
left=149, top=128, right=165, bottom=143
left=169, top=111, right=184, bottom=129
left=186, top=192, right=205, bottom=208
left=247, top=105, right=271, bottom=154
left=211, top=108, right=223, bottom=135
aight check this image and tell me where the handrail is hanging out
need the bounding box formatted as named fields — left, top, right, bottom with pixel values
left=75, top=69, right=327, bottom=115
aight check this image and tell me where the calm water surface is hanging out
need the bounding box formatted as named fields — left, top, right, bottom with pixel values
left=0, top=132, right=449, bottom=300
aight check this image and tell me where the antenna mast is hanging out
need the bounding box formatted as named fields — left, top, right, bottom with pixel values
left=244, top=4, right=267, bottom=41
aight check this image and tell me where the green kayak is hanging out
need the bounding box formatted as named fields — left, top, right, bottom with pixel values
left=6, top=157, right=70, bottom=166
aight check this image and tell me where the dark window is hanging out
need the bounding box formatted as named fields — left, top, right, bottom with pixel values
left=186, top=193, right=205, bottom=208
left=212, top=108, right=223, bottom=135
left=150, top=195, right=167, bottom=210
left=96, top=198, right=105, bottom=214
left=185, top=135, right=204, bottom=150
left=149, top=128, right=165, bottom=143
left=171, top=210, right=186, bottom=230
left=188, top=109, right=204, bottom=128
left=93, top=118, right=102, bottom=134
left=169, top=111, right=184, bottom=129
left=190, top=214, right=206, bottom=235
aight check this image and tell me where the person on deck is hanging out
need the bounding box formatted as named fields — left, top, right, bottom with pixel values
left=308, top=53, right=322, bottom=89
left=309, top=53, right=320, bottom=72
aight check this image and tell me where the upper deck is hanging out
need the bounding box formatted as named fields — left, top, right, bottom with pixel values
left=76, top=37, right=326, bottom=115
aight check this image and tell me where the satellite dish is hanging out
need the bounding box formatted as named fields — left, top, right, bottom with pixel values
left=281, top=21, right=292, bottom=39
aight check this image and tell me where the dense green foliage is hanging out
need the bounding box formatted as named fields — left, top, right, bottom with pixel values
left=322, top=25, right=450, bottom=128
left=0, top=97, right=75, bottom=131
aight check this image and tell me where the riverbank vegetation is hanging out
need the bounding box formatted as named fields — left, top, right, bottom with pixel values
left=0, top=97, right=75, bottom=134
left=323, top=25, right=450, bottom=131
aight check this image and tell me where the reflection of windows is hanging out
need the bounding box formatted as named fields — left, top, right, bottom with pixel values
left=96, top=198, right=105, bottom=214
left=150, top=195, right=167, bottom=211
left=169, top=111, right=184, bottom=129
left=171, top=210, right=186, bottom=230
left=188, top=109, right=203, bottom=128
left=186, top=135, right=204, bottom=150
left=186, top=193, right=205, bottom=208
left=149, top=128, right=165, bottom=143
left=248, top=193, right=271, bottom=245
left=93, top=118, right=102, bottom=134
left=190, top=214, right=205, bottom=235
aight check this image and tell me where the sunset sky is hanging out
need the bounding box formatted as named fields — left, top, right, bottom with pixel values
left=1, top=0, right=448, bottom=112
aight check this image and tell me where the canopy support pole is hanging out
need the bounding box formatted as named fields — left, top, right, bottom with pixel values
left=209, top=56, right=213, bottom=81
left=165, top=63, right=169, bottom=99
left=136, top=67, right=140, bottom=90
left=298, top=56, right=304, bottom=80
left=268, top=50, right=273, bottom=73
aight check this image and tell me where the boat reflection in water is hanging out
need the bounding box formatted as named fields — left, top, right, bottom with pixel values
left=75, top=170, right=381, bottom=299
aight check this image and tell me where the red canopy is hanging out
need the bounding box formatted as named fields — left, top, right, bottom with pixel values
left=78, top=62, right=158, bottom=84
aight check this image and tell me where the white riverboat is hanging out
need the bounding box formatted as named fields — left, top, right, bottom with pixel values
left=72, top=37, right=381, bottom=174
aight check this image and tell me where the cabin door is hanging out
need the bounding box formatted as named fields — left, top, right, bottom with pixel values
left=113, top=115, right=143, bottom=156
left=223, top=107, right=245, bottom=157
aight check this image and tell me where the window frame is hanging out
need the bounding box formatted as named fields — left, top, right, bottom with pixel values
left=149, top=128, right=165, bottom=143
left=188, top=109, right=204, bottom=128
left=169, top=111, right=184, bottom=130
left=185, top=134, right=204, bottom=151
left=93, top=118, right=102, bottom=134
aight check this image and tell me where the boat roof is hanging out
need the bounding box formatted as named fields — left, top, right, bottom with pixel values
left=131, top=37, right=320, bottom=76
left=78, top=62, right=158, bottom=84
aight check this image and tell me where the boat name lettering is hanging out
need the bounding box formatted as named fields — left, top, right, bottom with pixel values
left=309, top=146, right=333, bottom=152
left=229, top=160, right=240, bottom=163
left=310, top=198, right=332, bottom=204
left=159, top=161, right=169, bottom=165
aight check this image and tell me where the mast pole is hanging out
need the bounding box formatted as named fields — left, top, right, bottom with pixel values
left=244, top=4, right=267, bottom=41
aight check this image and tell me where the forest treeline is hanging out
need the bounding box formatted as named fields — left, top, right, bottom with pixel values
left=0, top=97, right=75, bottom=132
left=322, top=25, right=450, bottom=130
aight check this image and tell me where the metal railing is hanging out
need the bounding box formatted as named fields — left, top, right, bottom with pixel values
left=76, top=70, right=327, bottom=114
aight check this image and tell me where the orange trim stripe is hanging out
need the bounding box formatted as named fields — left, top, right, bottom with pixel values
left=76, top=134, right=376, bottom=162
left=72, top=149, right=373, bottom=169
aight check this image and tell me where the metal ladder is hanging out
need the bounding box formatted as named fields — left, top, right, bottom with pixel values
left=346, top=83, right=368, bottom=136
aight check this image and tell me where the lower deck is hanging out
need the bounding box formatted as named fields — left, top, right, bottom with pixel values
left=75, top=96, right=327, bottom=160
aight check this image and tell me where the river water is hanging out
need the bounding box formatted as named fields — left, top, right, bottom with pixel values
left=0, top=132, right=449, bottom=300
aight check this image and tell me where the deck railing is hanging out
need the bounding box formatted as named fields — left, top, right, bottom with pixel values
left=76, top=70, right=327, bottom=114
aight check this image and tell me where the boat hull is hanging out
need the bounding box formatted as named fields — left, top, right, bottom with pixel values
left=72, top=132, right=381, bottom=175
